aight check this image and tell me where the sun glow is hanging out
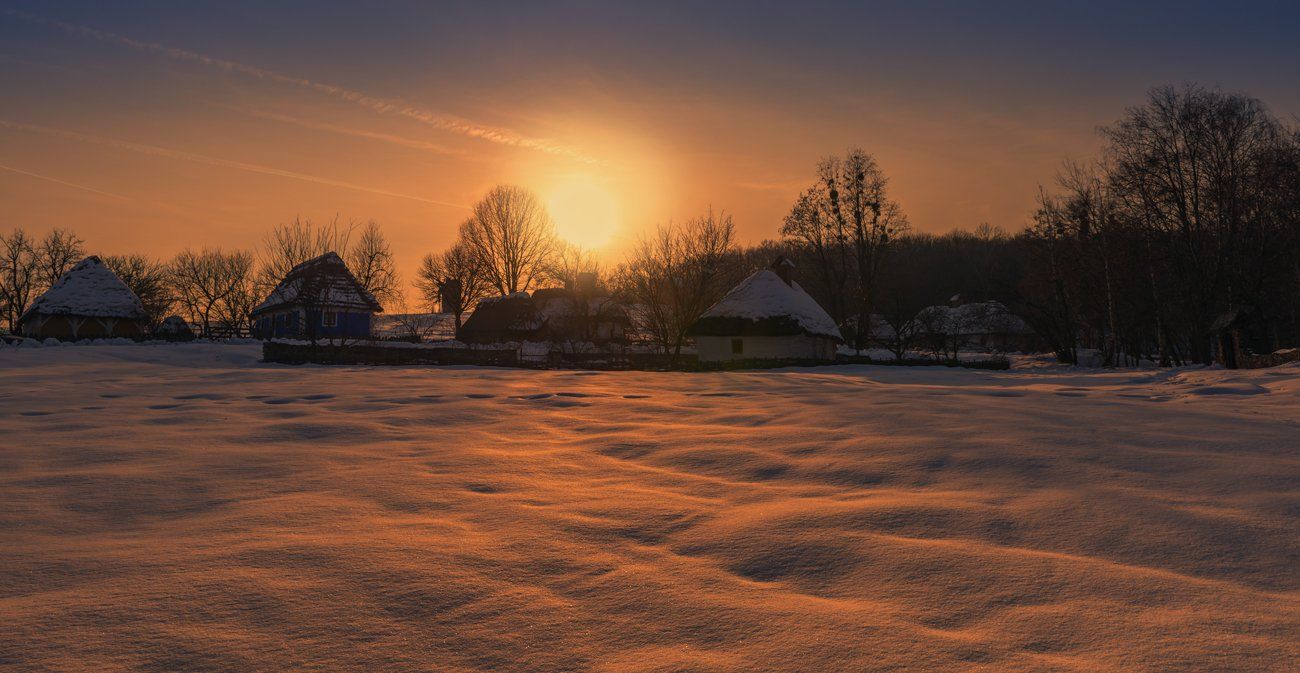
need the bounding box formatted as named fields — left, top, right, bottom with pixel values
left=547, top=175, right=621, bottom=249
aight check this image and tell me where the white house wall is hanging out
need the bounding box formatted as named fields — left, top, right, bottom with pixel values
left=696, top=335, right=836, bottom=362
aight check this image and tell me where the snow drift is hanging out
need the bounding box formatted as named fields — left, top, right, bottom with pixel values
left=0, top=344, right=1296, bottom=671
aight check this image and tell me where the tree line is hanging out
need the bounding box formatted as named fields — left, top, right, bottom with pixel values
left=4, top=83, right=1296, bottom=364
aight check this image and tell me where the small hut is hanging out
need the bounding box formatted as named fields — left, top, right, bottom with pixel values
left=250, top=252, right=382, bottom=340
left=154, top=315, right=196, bottom=342
left=18, top=256, right=147, bottom=341
left=687, top=257, right=843, bottom=362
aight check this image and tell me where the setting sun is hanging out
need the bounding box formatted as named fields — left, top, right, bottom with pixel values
left=547, top=175, right=621, bottom=249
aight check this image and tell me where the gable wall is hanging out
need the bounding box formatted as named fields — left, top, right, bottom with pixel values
left=696, top=334, right=836, bottom=362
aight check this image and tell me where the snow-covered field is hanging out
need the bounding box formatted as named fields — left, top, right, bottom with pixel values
left=1, top=344, right=1297, bottom=672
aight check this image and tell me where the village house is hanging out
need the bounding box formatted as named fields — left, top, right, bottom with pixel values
left=457, top=278, right=631, bottom=347
left=154, top=315, right=196, bottom=342
left=251, top=252, right=382, bottom=340
left=18, top=256, right=149, bottom=341
left=687, top=257, right=843, bottom=362
left=913, top=296, right=1038, bottom=353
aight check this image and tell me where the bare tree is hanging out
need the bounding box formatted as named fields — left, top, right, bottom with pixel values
left=0, top=228, right=39, bottom=332
left=1103, top=84, right=1293, bottom=363
left=547, top=242, right=602, bottom=290
left=102, top=254, right=175, bottom=329
left=460, top=185, right=557, bottom=294
left=170, top=248, right=256, bottom=337
left=782, top=149, right=909, bottom=351
left=346, top=220, right=400, bottom=307
left=214, top=271, right=260, bottom=335
left=615, top=208, right=740, bottom=361
left=257, top=216, right=354, bottom=293
left=415, top=241, right=491, bottom=329
left=37, top=229, right=85, bottom=288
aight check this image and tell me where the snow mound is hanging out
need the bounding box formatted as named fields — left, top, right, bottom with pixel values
left=2, top=345, right=1297, bottom=671
left=20, top=256, right=146, bottom=321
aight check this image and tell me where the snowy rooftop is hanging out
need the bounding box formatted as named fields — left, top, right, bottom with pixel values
left=689, top=269, right=843, bottom=341
left=20, top=256, right=147, bottom=322
left=917, top=301, right=1033, bottom=335
left=252, top=252, right=382, bottom=315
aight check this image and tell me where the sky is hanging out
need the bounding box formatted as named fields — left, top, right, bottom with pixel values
left=3, top=0, right=1299, bottom=291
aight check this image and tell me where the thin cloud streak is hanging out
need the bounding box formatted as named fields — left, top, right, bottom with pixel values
left=0, top=162, right=131, bottom=200
left=3, top=8, right=598, bottom=164
left=0, top=119, right=470, bottom=209
left=220, top=105, right=468, bottom=158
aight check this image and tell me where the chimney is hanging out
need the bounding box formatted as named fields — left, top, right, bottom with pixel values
left=439, top=279, right=463, bottom=315
left=576, top=271, right=598, bottom=295
left=770, top=255, right=796, bottom=286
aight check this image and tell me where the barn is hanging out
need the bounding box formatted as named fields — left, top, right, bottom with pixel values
left=18, top=256, right=148, bottom=341
left=251, top=252, right=382, bottom=340
left=687, top=257, right=843, bottom=362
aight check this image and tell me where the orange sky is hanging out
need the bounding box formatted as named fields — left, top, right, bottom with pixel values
left=4, top=2, right=1298, bottom=298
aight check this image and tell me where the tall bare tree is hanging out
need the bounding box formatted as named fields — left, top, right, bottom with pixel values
left=616, top=209, right=740, bottom=361
left=257, top=216, right=354, bottom=293
left=346, top=220, right=400, bottom=307
left=170, top=248, right=255, bottom=337
left=460, top=185, right=557, bottom=294
left=548, top=242, right=602, bottom=290
left=415, top=241, right=490, bottom=329
left=102, top=254, right=175, bottom=329
left=1104, top=84, right=1293, bottom=363
left=0, top=228, right=39, bottom=332
left=37, top=229, right=85, bottom=288
left=782, top=148, right=909, bottom=351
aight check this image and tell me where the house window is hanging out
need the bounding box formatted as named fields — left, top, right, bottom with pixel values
left=323, top=310, right=338, bottom=327
left=731, top=338, right=744, bottom=355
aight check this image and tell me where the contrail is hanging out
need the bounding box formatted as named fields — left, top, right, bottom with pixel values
left=2, top=8, right=598, bottom=164
left=221, top=106, right=467, bottom=158
left=0, top=162, right=131, bottom=200
left=0, top=119, right=469, bottom=209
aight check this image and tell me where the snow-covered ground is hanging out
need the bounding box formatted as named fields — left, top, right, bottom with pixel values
left=1, top=344, right=1297, bottom=672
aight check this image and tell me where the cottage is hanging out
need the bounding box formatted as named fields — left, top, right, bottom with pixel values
left=458, top=277, right=630, bottom=346
left=18, top=256, right=148, bottom=341
left=251, top=252, right=382, bottom=340
left=687, top=257, right=843, bottom=362
left=154, top=315, right=196, bottom=342
left=533, top=284, right=631, bottom=344
left=913, top=299, right=1037, bottom=353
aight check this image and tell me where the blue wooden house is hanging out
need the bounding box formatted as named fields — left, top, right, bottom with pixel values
left=251, top=252, right=383, bottom=340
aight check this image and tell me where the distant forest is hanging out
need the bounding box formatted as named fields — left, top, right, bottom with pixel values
left=3, top=84, right=1297, bottom=366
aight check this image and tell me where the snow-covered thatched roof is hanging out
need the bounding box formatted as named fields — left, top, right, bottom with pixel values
left=20, top=256, right=147, bottom=322
left=915, top=301, right=1033, bottom=335
left=687, top=268, right=843, bottom=342
left=251, top=252, right=382, bottom=316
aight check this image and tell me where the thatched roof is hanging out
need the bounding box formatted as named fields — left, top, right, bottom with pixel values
left=20, top=256, right=147, bottom=322
left=252, top=252, right=382, bottom=316
left=914, top=301, right=1033, bottom=336
left=687, top=269, right=843, bottom=342
left=457, top=293, right=539, bottom=343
